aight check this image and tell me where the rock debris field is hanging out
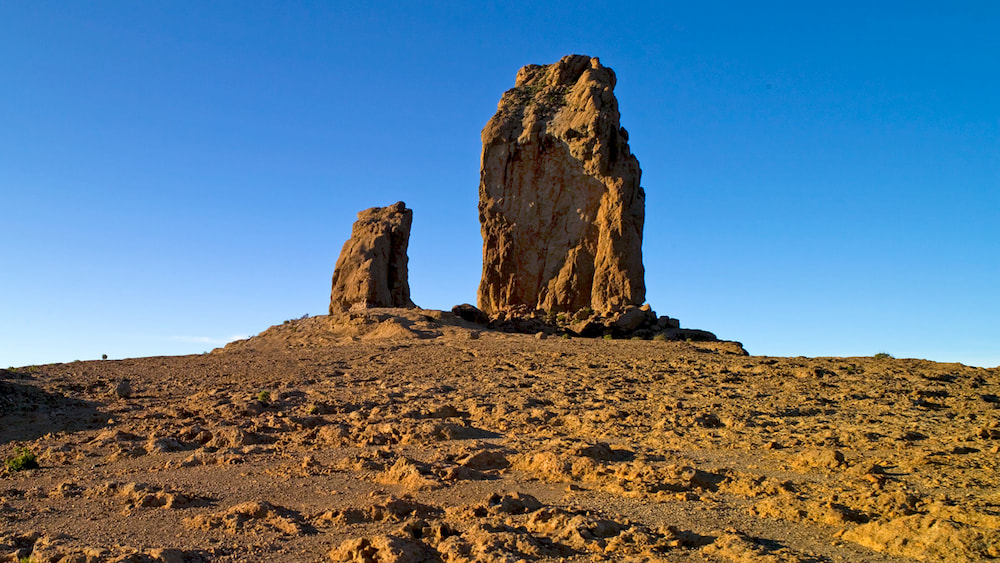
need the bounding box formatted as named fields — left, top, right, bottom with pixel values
left=2, top=309, right=999, bottom=562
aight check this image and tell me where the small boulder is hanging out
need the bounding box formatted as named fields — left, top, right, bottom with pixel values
left=612, top=307, right=647, bottom=332
left=657, top=316, right=680, bottom=330
left=568, top=319, right=603, bottom=338
left=113, top=379, right=132, bottom=399
left=452, top=303, right=489, bottom=325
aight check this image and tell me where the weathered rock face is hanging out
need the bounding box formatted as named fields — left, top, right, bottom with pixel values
left=329, top=202, right=416, bottom=313
left=477, top=54, right=645, bottom=315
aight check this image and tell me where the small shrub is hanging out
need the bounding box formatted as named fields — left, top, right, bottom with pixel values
left=544, top=88, right=567, bottom=107
left=653, top=333, right=668, bottom=342
left=874, top=352, right=894, bottom=359
left=603, top=334, right=613, bottom=340
left=102, top=354, right=108, bottom=360
left=256, top=391, right=271, bottom=404
left=560, top=333, right=571, bottom=340
left=556, top=313, right=567, bottom=323
left=5, top=447, right=39, bottom=471
left=517, top=83, right=543, bottom=103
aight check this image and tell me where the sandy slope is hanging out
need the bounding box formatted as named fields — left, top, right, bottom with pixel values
left=2, top=309, right=998, bottom=562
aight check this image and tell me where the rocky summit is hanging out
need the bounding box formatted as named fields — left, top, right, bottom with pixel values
left=329, top=202, right=415, bottom=313
left=478, top=54, right=645, bottom=316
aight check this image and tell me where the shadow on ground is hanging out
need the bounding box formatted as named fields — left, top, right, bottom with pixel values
left=0, top=374, right=106, bottom=444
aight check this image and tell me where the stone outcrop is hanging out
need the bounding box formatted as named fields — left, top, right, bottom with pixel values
left=451, top=304, right=489, bottom=325
left=477, top=54, right=645, bottom=315
left=329, top=202, right=415, bottom=313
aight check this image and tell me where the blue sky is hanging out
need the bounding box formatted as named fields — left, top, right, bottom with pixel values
left=2, top=2, right=997, bottom=367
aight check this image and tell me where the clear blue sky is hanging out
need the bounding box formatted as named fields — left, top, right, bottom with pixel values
left=2, top=2, right=997, bottom=368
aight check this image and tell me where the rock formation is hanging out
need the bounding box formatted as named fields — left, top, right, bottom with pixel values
left=477, top=54, right=645, bottom=315
left=329, top=202, right=416, bottom=313
left=451, top=303, right=489, bottom=325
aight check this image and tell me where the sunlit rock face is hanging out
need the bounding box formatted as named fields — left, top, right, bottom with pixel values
left=330, top=201, right=415, bottom=312
left=478, top=54, right=645, bottom=315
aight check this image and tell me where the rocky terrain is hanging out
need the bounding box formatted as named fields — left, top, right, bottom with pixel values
left=3, top=309, right=999, bottom=562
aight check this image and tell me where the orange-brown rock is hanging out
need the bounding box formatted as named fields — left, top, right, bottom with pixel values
left=477, top=54, right=645, bottom=315
left=329, top=202, right=415, bottom=313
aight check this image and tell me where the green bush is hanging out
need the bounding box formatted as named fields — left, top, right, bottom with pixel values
left=5, top=447, right=38, bottom=471
left=256, top=390, right=271, bottom=404
left=874, top=352, right=894, bottom=359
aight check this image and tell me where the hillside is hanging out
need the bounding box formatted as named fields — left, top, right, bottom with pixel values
left=2, top=309, right=998, bottom=562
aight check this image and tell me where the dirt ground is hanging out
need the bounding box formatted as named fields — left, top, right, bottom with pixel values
left=2, top=308, right=998, bottom=562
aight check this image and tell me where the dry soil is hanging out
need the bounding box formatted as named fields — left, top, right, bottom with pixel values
left=2, top=309, right=998, bottom=562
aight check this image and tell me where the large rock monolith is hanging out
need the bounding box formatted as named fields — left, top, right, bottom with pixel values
left=477, top=54, right=645, bottom=315
left=329, top=201, right=416, bottom=313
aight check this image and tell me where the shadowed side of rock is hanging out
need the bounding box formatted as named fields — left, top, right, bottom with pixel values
left=452, top=302, right=725, bottom=344
left=329, top=202, right=416, bottom=313
left=478, top=54, right=645, bottom=316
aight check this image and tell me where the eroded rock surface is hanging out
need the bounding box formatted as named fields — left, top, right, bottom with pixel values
left=329, top=202, right=415, bottom=313
left=478, top=54, right=645, bottom=315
